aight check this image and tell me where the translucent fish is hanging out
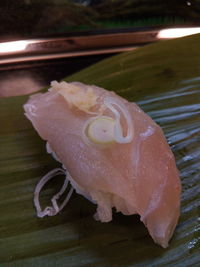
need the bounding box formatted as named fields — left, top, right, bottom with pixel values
left=24, top=81, right=181, bottom=248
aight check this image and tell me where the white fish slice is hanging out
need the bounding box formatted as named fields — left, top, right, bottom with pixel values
left=24, top=81, right=181, bottom=248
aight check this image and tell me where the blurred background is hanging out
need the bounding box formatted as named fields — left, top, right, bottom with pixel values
left=1, top=0, right=200, bottom=38
left=0, top=0, right=200, bottom=96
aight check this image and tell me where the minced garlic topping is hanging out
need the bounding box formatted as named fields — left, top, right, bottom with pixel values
left=50, top=81, right=97, bottom=113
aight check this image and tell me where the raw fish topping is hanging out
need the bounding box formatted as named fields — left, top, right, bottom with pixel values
left=51, top=81, right=134, bottom=146
left=24, top=81, right=181, bottom=248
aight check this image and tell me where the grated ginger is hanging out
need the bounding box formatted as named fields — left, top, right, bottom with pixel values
left=50, top=81, right=97, bottom=113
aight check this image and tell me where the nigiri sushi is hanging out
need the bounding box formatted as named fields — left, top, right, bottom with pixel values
left=24, top=81, right=181, bottom=248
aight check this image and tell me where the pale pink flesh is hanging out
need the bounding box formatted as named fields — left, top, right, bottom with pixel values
left=24, top=82, right=181, bottom=248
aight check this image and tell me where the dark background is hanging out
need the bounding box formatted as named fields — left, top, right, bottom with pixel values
left=1, top=0, right=199, bottom=39
left=1, top=0, right=200, bottom=97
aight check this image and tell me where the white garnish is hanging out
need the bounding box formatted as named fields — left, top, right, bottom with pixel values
left=34, top=168, right=73, bottom=218
left=104, top=97, right=133, bottom=144
left=50, top=80, right=98, bottom=113
left=87, top=116, right=116, bottom=144
left=83, top=97, right=134, bottom=146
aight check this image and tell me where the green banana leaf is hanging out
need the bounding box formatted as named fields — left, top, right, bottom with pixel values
left=0, top=34, right=200, bottom=266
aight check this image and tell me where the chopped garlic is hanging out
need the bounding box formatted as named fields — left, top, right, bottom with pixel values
left=51, top=81, right=97, bottom=113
